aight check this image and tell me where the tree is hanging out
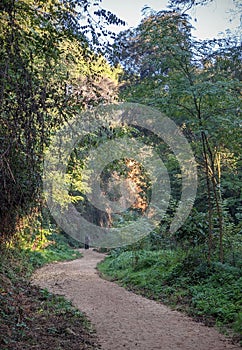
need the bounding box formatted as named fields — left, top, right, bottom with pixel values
left=168, top=0, right=214, bottom=12
left=0, top=0, right=122, bottom=242
left=168, top=0, right=241, bottom=14
left=113, top=10, right=241, bottom=262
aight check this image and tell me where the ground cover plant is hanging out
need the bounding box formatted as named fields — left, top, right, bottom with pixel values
left=0, top=229, right=100, bottom=350
left=98, top=245, right=242, bottom=344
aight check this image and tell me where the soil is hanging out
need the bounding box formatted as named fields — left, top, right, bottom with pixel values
left=32, top=249, right=241, bottom=350
left=0, top=276, right=99, bottom=350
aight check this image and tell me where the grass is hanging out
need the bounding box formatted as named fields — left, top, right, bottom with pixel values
left=0, top=229, right=100, bottom=350
left=98, top=248, right=242, bottom=343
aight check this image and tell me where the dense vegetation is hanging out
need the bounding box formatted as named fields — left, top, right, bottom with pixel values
left=0, top=0, right=122, bottom=240
left=0, top=0, right=121, bottom=348
left=98, top=242, right=241, bottom=340
left=0, top=0, right=241, bottom=347
left=0, top=226, right=102, bottom=349
left=98, top=4, right=241, bottom=341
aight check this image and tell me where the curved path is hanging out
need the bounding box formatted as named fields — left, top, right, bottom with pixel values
left=32, top=249, right=240, bottom=350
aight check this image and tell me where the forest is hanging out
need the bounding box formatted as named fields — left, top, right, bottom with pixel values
left=0, top=0, right=241, bottom=348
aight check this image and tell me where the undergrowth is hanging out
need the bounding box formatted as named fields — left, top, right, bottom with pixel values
left=98, top=248, right=242, bottom=343
left=0, top=228, right=99, bottom=350
left=0, top=228, right=82, bottom=282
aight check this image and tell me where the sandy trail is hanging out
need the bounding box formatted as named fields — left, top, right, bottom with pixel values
left=32, top=249, right=240, bottom=350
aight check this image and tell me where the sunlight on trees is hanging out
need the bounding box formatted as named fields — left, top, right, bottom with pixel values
left=113, top=9, right=241, bottom=263
left=0, top=0, right=122, bottom=241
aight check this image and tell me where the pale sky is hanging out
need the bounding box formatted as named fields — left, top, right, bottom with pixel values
left=101, top=0, right=241, bottom=40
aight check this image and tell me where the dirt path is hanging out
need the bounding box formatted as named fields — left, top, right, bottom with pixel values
left=32, top=249, right=240, bottom=350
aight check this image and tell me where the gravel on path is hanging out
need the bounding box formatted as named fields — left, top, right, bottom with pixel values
left=32, top=249, right=240, bottom=350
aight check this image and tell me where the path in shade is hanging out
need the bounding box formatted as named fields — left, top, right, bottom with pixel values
left=32, top=249, right=240, bottom=350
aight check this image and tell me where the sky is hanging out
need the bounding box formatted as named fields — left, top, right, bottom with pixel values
left=100, top=0, right=241, bottom=40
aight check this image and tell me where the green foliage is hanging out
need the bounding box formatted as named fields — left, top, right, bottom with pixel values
left=37, top=288, right=91, bottom=328
left=0, top=224, right=93, bottom=349
left=114, top=9, right=241, bottom=263
left=234, top=312, right=242, bottom=335
left=190, top=270, right=242, bottom=324
left=98, top=247, right=242, bottom=336
left=0, top=0, right=122, bottom=241
left=26, top=232, right=81, bottom=270
left=0, top=279, right=97, bottom=349
left=0, top=228, right=81, bottom=280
